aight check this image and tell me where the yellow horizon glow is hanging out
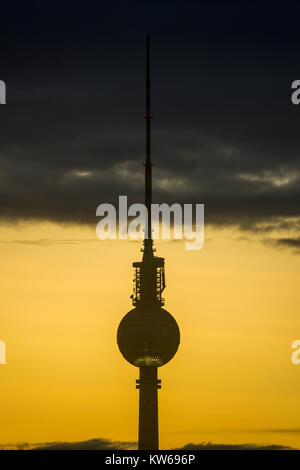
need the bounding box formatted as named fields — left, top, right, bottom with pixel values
left=0, top=221, right=300, bottom=449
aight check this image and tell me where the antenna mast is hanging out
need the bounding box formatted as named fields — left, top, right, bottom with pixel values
left=144, top=33, right=153, bottom=256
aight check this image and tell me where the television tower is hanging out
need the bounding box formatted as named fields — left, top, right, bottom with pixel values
left=117, top=34, right=180, bottom=450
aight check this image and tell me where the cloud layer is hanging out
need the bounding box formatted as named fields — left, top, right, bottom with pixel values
left=1, top=2, right=300, bottom=248
left=0, top=438, right=294, bottom=451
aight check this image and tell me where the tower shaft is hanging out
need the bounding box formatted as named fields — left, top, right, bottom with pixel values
left=136, top=366, right=161, bottom=450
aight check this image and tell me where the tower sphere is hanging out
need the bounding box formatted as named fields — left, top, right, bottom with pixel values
left=117, top=306, right=180, bottom=367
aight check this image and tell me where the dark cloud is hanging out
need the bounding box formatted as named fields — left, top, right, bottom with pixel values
left=0, top=438, right=135, bottom=451
left=274, top=237, right=300, bottom=249
left=264, top=236, right=300, bottom=253
left=32, top=438, right=135, bottom=451
left=0, top=438, right=294, bottom=450
left=1, top=1, right=300, bottom=234
left=177, top=442, right=293, bottom=450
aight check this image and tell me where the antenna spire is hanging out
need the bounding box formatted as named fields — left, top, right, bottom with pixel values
left=144, top=33, right=153, bottom=256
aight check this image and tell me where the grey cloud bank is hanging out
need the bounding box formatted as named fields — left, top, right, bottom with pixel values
left=1, top=2, right=300, bottom=250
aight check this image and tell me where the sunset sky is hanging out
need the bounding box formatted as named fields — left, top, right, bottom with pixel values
left=1, top=222, right=300, bottom=449
left=1, top=0, right=300, bottom=450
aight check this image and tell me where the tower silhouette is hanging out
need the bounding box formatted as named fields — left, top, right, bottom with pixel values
left=117, top=34, right=180, bottom=450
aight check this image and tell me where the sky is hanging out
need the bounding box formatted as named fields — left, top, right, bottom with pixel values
left=1, top=0, right=300, bottom=449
